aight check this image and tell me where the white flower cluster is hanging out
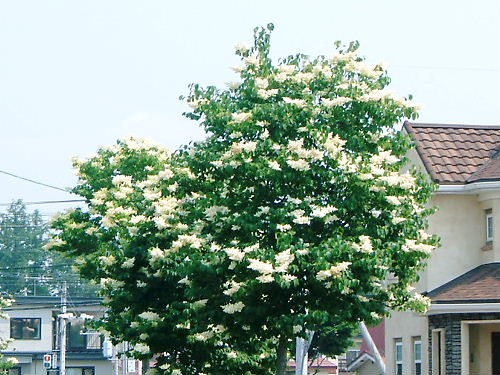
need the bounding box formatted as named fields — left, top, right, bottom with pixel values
left=232, top=112, right=252, bottom=123
left=223, top=280, right=242, bottom=296
left=283, top=97, right=307, bottom=108
left=352, top=235, right=373, bottom=253
left=222, top=301, right=245, bottom=314
left=247, top=249, right=295, bottom=283
left=310, top=205, right=337, bottom=219
left=378, top=172, right=416, bottom=190
left=291, top=209, right=311, bottom=225
left=322, top=97, right=352, bottom=107
left=138, top=311, right=161, bottom=321
left=287, top=139, right=324, bottom=161
left=286, top=159, right=310, bottom=171
left=133, top=342, right=150, bottom=355
left=371, top=150, right=399, bottom=166
left=402, top=239, right=435, bottom=254
left=323, top=134, right=346, bottom=155
left=316, top=261, right=352, bottom=281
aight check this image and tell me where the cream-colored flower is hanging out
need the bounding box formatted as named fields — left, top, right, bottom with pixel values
left=352, top=235, right=373, bottom=253
left=322, top=97, right=352, bottom=107
left=255, top=78, right=269, bottom=89
left=234, top=43, right=250, bottom=53
left=286, top=159, right=310, bottom=171
left=222, top=301, right=245, bottom=314
left=268, top=160, right=282, bottom=170
left=133, top=343, right=150, bottom=354
left=231, top=112, right=252, bottom=123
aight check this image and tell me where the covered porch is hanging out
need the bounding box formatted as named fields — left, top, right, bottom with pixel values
left=426, top=263, right=500, bottom=375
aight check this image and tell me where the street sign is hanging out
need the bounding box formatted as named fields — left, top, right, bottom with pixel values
left=43, top=354, right=52, bottom=368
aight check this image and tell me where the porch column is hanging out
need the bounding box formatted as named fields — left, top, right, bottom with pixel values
left=461, top=322, right=470, bottom=375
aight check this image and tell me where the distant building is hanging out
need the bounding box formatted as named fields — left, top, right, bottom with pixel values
left=287, top=356, right=338, bottom=374
left=0, top=296, right=139, bottom=375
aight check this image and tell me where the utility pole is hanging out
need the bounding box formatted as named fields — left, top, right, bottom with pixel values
left=59, top=282, right=68, bottom=375
left=295, top=331, right=314, bottom=375
left=122, top=342, right=129, bottom=375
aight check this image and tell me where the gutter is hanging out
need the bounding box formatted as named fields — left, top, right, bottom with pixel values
left=428, top=302, right=500, bottom=315
left=437, top=181, right=500, bottom=195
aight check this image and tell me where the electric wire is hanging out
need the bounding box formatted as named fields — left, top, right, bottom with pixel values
left=0, top=170, right=71, bottom=193
left=0, top=199, right=85, bottom=207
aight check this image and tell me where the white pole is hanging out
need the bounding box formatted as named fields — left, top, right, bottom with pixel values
left=295, top=331, right=314, bottom=375
left=122, top=342, right=128, bottom=375
left=59, top=282, right=67, bottom=375
left=295, top=337, right=307, bottom=375
left=114, top=347, right=120, bottom=375
left=359, top=322, right=385, bottom=375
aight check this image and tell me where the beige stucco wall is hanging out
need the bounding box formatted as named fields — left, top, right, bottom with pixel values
left=385, top=311, right=428, bottom=375
left=478, top=192, right=500, bottom=263
left=357, top=359, right=382, bottom=375
left=423, top=194, right=484, bottom=292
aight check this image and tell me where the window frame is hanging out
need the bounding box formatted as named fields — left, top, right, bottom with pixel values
left=395, top=339, right=403, bottom=375
left=10, top=317, right=42, bottom=340
left=413, top=339, right=422, bottom=375
left=66, top=367, right=95, bottom=375
left=486, top=209, right=493, bottom=243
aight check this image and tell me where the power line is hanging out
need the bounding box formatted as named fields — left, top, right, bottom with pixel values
left=0, top=170, right=71, bottom=193
left=392, top=64, right=500, bottom=72
left=0, top=199, right=85, bottom=207
left=0, top=263, right=74, bottom=271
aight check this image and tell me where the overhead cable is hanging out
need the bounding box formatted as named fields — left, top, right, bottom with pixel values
left=0, top=170, right=71, bottom=193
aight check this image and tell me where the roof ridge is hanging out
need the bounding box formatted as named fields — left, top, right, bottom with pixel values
left=405, top=121, right=500, bottom=130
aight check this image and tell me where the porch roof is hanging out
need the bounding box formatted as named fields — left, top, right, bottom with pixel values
left=427, top=262, right=500, bottom=304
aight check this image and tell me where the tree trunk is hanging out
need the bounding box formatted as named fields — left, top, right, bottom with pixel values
left=275, top=335, right=288, bottom=375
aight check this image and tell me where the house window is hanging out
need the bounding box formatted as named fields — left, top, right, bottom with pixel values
left=486, top=209, right=493, bottom=243
left=68, top=320, right=102, bottom=351
left=432, top=329, right=445, bottom=375
left=346, top=349, right=360, bottom=363
left=66, top=368, right=94, bottom=375
left=413, top=338, right=422, bottom=375
left=395, top=340, right=403, bottom=375
left=10, top=318, right=41, bottom=340
left=8, top=368, right=21, bottom=375
left=69, top=321, right=85, bottom=349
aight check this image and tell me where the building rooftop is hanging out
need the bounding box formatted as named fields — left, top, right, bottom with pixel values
left=427, top=262, right=500, bottom=304
left=403, top=122, right=500, bottom=184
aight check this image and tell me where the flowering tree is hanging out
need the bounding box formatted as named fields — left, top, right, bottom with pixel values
left=49, top=25, right=437, bottom=375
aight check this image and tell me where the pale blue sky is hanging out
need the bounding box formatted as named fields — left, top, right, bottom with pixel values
left=0, top=0, right=499, bottom=216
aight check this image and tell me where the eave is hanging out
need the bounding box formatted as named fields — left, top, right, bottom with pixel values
left=427, top=302, right=500, bottom=315
left=437, top=181, right=500, bottom=195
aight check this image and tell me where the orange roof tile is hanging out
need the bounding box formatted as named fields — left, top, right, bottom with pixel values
left=403, top=122, right=500, bottom=184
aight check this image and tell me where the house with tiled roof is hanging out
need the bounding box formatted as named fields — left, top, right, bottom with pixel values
left=287, top=356, right=338, bottom=374
left=385, top=121, right=500, bottom=375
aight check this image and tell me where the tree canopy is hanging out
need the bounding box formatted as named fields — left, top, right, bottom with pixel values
left=0, top=200, right=96, bottom=297
left=48, top=25, right=437, bottom=375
